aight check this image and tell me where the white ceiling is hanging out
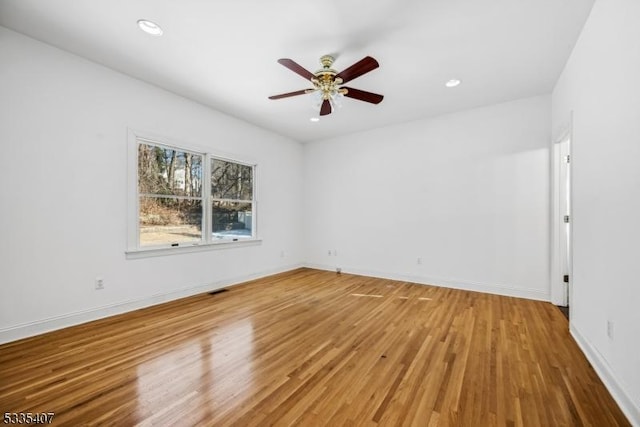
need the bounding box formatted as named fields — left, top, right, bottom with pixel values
left=0, top=0, right=594, bottom=142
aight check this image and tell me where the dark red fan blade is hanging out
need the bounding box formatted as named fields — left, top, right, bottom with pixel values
left=269, top=89, right=310, bottom=100
left=320, top=99, right=332, bottom=116
left=277, top=58, right=315, bottom=81
left=335, top=56, right=379, bottom=83
left=342, top=87, right=384, bottom=104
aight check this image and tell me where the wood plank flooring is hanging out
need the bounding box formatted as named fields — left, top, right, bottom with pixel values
left=0, top=268, right=630, bottom=426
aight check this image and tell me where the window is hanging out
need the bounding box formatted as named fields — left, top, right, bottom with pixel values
left=211, top=158, right=254, bottom=242
left=137, top=142, right=204, bottom=247
left=130, top=134, right=256, bottom=252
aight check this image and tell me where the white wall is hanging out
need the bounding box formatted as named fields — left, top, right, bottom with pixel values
left=303, top=96, right=551, bottom=300
left=0, top=27, right=304, bottom=343
left=552, top=0, right=640, bottom=423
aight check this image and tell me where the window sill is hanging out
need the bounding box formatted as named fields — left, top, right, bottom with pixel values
left=125, top=239, right=262, bottom=259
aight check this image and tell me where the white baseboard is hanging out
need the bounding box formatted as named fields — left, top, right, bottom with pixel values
left=570, top=325, right=640, bottom=426
left=304, top=263, right=549, bottom=301
left=0, top=263, right=303, bottom=345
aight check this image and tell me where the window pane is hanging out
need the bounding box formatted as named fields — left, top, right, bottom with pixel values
left=139, top=197, right=202, bottom=246
left=138, top=143, right=202, bottom=197
left=212, top=201, right=253, bottom=241
left=211, top=159, right=253, bottom=200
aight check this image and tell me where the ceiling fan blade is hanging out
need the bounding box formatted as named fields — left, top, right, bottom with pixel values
left=268, top=89, right=311, bottom=100
left=320, top=99, right=332, bottom=116
left=277, top=58, right=315, bottom=81
left=342, top=87, right=384, bottom=104
left=335, top=56, right=379, bottom=83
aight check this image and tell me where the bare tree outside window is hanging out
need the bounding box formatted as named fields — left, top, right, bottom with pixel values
left=138, top=143, right=203, bottom=246
left=211, top=159, right=254, bottom=241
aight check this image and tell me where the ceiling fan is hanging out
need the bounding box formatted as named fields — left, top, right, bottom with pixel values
left=269, top=55, right=384, bottom=117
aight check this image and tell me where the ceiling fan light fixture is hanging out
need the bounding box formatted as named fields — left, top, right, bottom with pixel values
left=329, top=90, right=344, bottom=109
left=310, top=90, right=324, bottom=109
left=137, top=19, right=163, bottom=36
left=445, top=78, right=461, bottom=88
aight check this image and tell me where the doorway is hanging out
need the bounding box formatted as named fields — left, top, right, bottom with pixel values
left=555, top=134, right=572, bottom=314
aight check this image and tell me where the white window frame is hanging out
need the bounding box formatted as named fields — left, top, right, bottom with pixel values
left=126, top=129, right=260, bottom=258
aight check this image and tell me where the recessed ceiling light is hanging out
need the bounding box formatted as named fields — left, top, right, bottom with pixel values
left=137, top=19, right=163, bottom=36
left=445, top=79, right=461, bottom=88
left=310, top=117, right=320, bottom=122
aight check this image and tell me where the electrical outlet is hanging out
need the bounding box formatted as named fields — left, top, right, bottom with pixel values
left=607, top=320, right=614, bottom=339
left=95, top=277, right=104, bottom=290
left=333, top=249, right=338, bottom=256
left=280, top=250, right=285, bottom=258
left=417, top=257, right=422, bottom=265
left=328, top=249, right=332, bottom=256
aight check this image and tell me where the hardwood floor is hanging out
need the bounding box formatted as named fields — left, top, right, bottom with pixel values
left=0, top=268, right=629, bottom=426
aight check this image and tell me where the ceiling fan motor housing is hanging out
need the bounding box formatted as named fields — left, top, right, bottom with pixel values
left=313, top=56, right=346, bottom=100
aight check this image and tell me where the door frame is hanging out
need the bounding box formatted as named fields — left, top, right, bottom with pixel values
left=551, top=115, right=573, bottom=309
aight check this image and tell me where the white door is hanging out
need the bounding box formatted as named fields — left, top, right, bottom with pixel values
left=558, top=137, right=572, bottom=307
